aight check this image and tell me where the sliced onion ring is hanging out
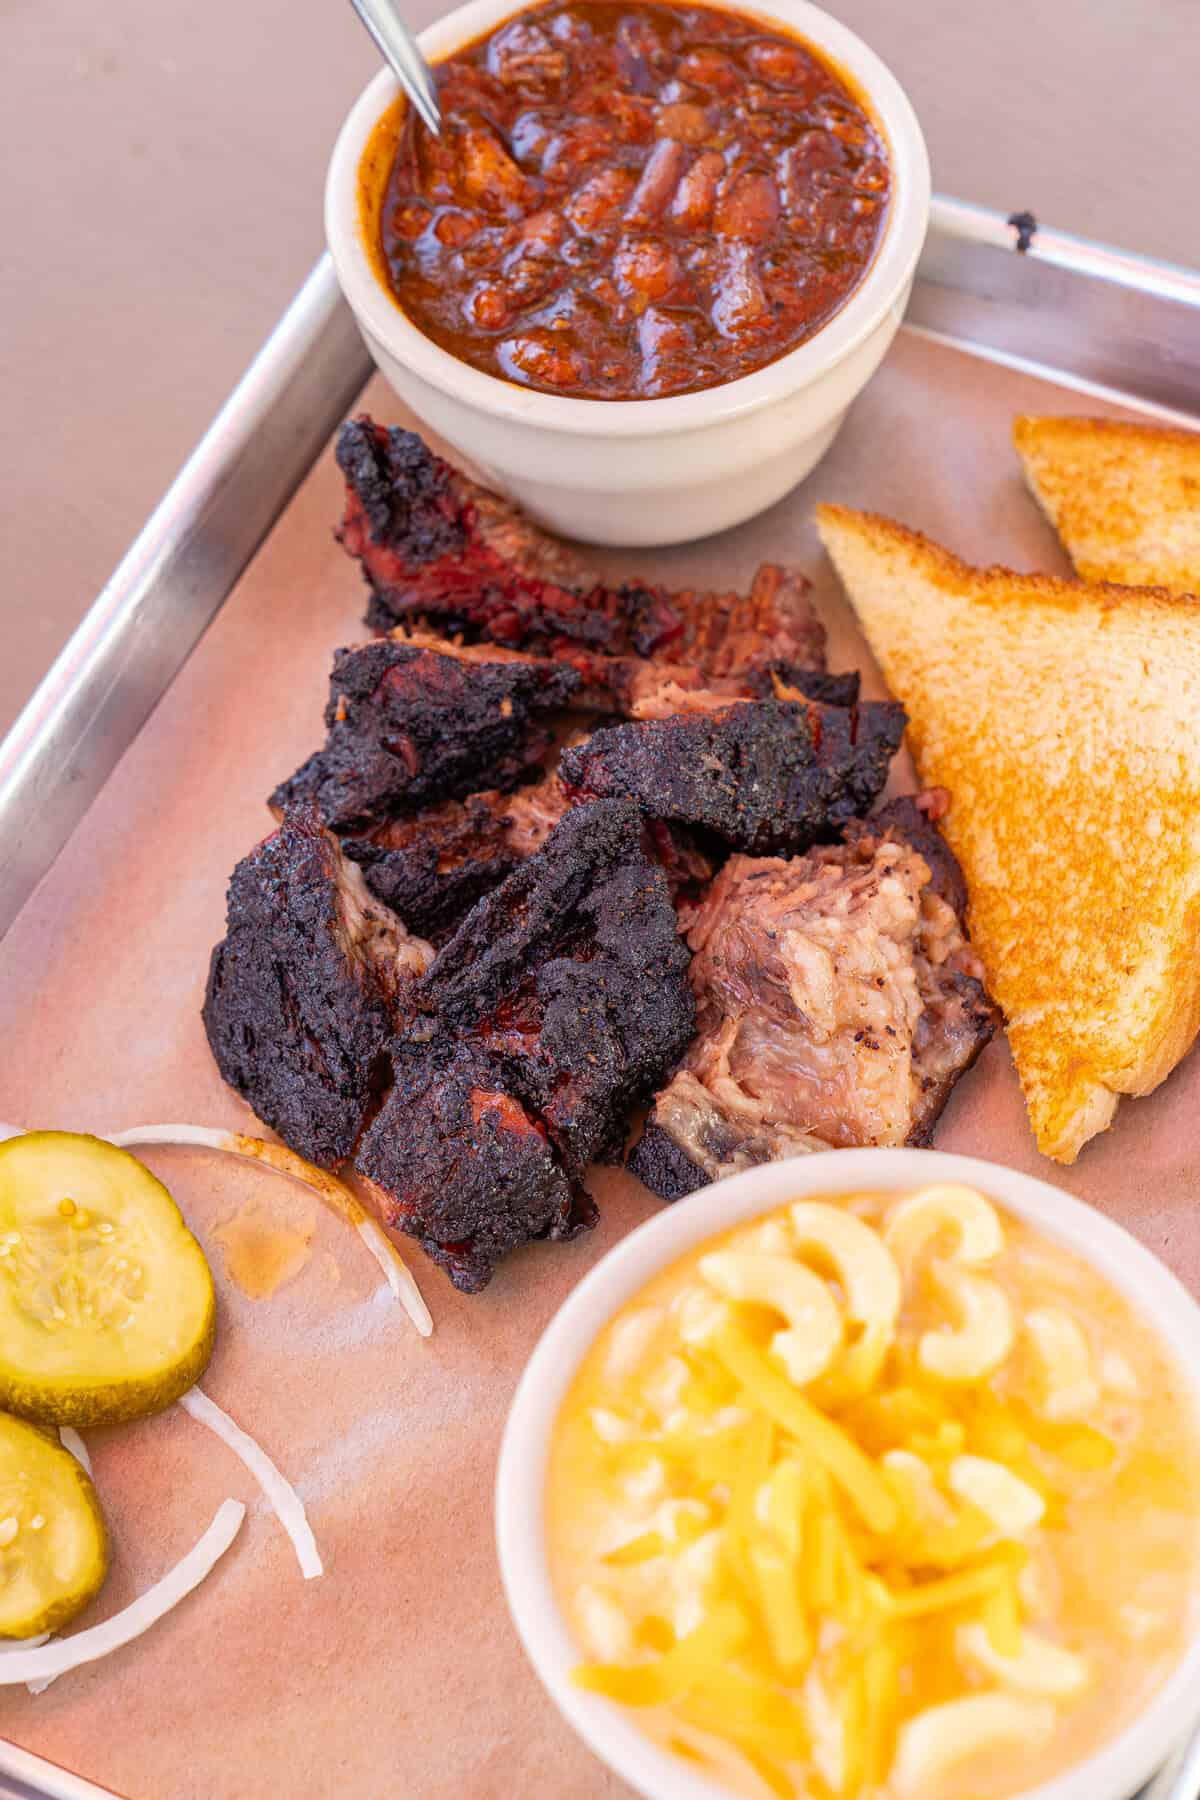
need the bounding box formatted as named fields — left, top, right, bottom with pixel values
left=1, top=1501, right=245, bottom=1686
left=180, top=1388, right=322, bottom=1580
left=107, top=1125, right=432, bottom=1336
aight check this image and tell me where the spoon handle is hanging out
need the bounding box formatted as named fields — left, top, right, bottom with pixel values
left=347, top=0, right=441, bottom=134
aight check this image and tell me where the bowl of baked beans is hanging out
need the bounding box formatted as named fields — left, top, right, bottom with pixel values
left=326, top=0, right=929, bottom=545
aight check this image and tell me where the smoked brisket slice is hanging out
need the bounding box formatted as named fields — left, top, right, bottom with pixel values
left=336, top=419, right=827, bottom=674
left=559, top=699, right=906, bottom=857
left=269, top=637, right=578, bottom=834
left=338, top=417, right=675, bottom=652
left=202, top=808, right=431, bottom=1167
left=628, top=795, right=999, bottom=1198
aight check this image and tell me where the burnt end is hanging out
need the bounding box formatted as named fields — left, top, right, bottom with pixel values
left=345, top=837, right=519, bottom=944
left=202, top=811, right=396, bottom=1167
left=344, top=793, right=519, bottom=945
left=626, top=1122, right=708, bottom=1201
left=559, top=699, right=907, bottom=857
left=820, top=702, right=909, bottom=824
left=417, top=800, right=694, bottom=1175
left=355, top=1042, right=587, bottom=1293
left=335, top=419, right=465, bottom=564
left=269, top=639, right=578, bottom=834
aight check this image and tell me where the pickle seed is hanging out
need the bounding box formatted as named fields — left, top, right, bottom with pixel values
left=30, top=1514, right=45, bottom=1531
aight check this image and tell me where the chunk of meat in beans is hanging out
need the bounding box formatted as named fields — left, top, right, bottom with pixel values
left=376, top=0, right=890, bottom=398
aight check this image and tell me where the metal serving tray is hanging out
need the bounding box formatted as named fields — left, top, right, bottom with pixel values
left=1, top=196, right=1199, bottom=1800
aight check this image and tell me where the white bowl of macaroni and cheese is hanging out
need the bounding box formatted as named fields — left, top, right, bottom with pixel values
left=496, top=1149, right=1200, bottom=1800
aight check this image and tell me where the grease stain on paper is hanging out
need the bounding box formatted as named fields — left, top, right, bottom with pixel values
left=212, top=1190, right=318, bottom=1300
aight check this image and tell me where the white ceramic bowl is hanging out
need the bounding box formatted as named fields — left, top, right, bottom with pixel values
left=496, top=1147, right=1200, bottom=1800
left=325, top=1, right=930, bottom=546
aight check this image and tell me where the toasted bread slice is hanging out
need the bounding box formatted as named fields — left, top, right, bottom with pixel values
left=1015, top=415, right=1200, bottom=593
left=816, top=503, right=1200, bottom=1163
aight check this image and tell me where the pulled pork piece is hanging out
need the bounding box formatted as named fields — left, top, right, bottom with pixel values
left=269, top=637, right=578, bottom=833
left=355, top=799, right=692, bottom=1291
left=559, top=699, right=906, bottom=856
left=628, top=796, right=998, bottom=1198
left=203, top=808, right=432, bottom=1168
left=336, top=419, right=826, bottom=674
left=356, top=1043, right=588, bottom=1295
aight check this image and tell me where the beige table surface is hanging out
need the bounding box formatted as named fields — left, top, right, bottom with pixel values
left=1, top=0, right=1197, bottom=741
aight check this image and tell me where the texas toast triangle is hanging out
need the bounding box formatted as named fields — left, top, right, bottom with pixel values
left=1014, top=415, right=1200, bottom=594
left=816, top=504, right=1200, bottom=1163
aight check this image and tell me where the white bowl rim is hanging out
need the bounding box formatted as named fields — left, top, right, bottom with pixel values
left=495, top=1146, right=1200, bottom=1800
left=325, top=0, right=931, bottom=438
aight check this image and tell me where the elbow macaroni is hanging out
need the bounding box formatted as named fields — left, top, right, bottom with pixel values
left=548, top=1184, right=1200, bottom=1800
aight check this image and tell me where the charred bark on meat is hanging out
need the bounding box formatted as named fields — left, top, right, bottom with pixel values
left=352, top=799, right=693, bottom=1290
left=411, top=798, right=695, bottom=1175
left=202, top=808, right=431, bottom=1168
left=338, top=418, right=677, bottom=652
left=559, top=699, right=906, bottom=856
left=269, top=638, right=578, bottom=833
left=356, top=1043, right=588, bottom=1294
left=336, top=420, right=827, bottom=677
left=342, top=794, right=520, bottom=944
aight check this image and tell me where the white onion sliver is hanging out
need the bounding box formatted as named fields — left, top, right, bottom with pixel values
left=357, top=1218, right=433, bottom=1336
left=0, top=1121, right=24, bottom=1143
left=1, top=1500, right=245, bottom=1686
left=59, top=1426, right=92, bottom=1477
left=107, top=1124, right=433, bottom=1337
left=179, top=1388, right=322, bottom=1580
left=0, top=1632, right=55, bottom=1696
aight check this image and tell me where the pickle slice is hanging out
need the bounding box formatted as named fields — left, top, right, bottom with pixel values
left=0, top=1410, right=109, bottom=1637
left=0, top=1133, right=216, bottom=1427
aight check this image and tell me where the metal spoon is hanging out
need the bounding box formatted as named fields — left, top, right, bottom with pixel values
left=346, top=0, right=441, bottom=134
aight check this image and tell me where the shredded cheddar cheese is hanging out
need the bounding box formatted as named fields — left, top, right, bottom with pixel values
left=547, top=1185, right=1200, bottom=1799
